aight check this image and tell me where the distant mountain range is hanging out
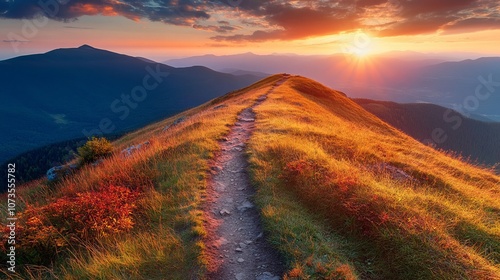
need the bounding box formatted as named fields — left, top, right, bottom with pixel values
left=354, top=99, right=500, bottom=168
left=0, top=45, right=261, bottom=163
left=166, top=53, right=500, bottom=122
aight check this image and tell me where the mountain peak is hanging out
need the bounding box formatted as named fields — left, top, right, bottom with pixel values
left=78, top=44, right=96, bottom=50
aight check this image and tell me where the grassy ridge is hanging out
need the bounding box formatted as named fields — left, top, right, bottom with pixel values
left=0, top=75, right=283, bottom=279
left=1, top=74, right=499, bottom=279
left=354, top=98, right=500, bottom=168
left=248, top=76, right=500, bottom=279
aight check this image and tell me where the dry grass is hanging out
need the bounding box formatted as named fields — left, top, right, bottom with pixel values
left=1, top=74, right=499, bottom=279
left=0, top=75, right=284, bottom=279
left=248, top=76, right=500, bottom=279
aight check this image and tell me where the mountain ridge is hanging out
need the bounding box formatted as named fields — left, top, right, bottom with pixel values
left=166, top=53, right=500, bottom=121
left=354, top=98, right=500, bottom=168
left=0, top=45, right=262, bottom=163
left=3, top=74, right=500, bottom=279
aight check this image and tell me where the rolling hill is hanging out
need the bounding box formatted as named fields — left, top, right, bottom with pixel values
left=166, top=53, right=500, bottom=121
left=1, top=75, right=499, bottom=279
left=354, top=99, right=500, bottom=169
left=0, top=45, right=261, bottom=163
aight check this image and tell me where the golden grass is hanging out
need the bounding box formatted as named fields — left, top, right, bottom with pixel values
left=0, top=75, right=284, bottom=279
left=247, top=76, right=500, bottom=279
left=2, top=74, right=499, bottom=279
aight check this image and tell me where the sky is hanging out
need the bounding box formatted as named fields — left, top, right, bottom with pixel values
left=1, top=0, right=500, bottom=61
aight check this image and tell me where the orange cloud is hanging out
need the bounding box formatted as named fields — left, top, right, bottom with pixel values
left=1, top=0, right=499, bottom=41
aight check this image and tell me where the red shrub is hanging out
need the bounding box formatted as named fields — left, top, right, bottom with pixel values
left=4, top=185, right=140, bottom=264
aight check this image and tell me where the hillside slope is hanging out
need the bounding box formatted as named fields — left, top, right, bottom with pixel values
left=354, top=99, right=500, bottom=168
left=1, top=75, right=499, bottom=279
left=0, top=45, right=260, bottom=163
left=167, top=54, right=500, bottom=121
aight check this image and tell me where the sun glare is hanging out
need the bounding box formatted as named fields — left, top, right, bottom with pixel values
left=353, top=47, right=370, bottom=58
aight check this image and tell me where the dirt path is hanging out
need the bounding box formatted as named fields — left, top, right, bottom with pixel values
left=204, top=76, right=289, bottom=280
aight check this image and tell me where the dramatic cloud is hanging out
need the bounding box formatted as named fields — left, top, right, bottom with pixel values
left=0, top=0, right=215, bottom=25
left=442, top=17, right=500, bottom=34
left=1, top=0, right=499, bottom=41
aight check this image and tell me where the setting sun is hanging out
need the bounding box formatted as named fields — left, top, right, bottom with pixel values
left=353, top=47, right=371, bottom=58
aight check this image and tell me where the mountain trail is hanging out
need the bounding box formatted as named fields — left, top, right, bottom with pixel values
left=204, top=75, right=290, bottom=280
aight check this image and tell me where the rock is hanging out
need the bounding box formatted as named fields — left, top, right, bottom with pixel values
left=163, top=116, right=187, bottom=131
left=235, top=272, right=245, bottom=280
left=237, top=201, right=254, bottom=212
left=256, top=232, right=263, bottom=240
left=374, top=163, right=417, bottom=182
left=239, top=242, right=247, bottom=249
left=173, top=116, right=186, bottom=125
left=215, top=237, right=230, bottom=247
left=121, top=141, right=151, bottom=158
left=220, top=209, right=231, bottom=216
left=213, top=104, right=228, bottom=110
left=47, top=164, right=78, bottom=181
left=211, top=166, right=221, bottom=171
left=237, top=258, right=244, bottom=263
left=47, top=166, right=63, bottom=181
left=235, top=247, right=243, bottom=252
left=239, top=117, right=255, bottom=122
left=257, top=272, right=280, bottom=280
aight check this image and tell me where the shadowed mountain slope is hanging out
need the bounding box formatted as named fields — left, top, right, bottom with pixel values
left=0, top=45, right=261, bottom=163
left=354, top=99, right=500, bottom=168
left=2, top=75, right=499, bottom=279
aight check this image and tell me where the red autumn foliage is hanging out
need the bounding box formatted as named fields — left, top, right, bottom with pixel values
left=2, top=185, right=140, bottom=264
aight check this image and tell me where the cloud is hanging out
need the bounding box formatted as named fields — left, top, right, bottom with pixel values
left=1, top=0, right=499, bottom=41
left=442, top=17, right=500, bottom=34
left=193, top=23, right=239, bottom=33
left=3, top=39, right=29, bottom=43
left=0, top=0, right=213, bottom=25
left=64, top=25, right=95, bottom=29
left=213, top=0, right=500, bottom=41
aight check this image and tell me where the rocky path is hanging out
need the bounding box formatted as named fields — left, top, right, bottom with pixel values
left=204, top=76, right=289, bottom=280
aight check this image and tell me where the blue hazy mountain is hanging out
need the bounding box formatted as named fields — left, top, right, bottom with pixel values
left=167, top=53, right=500, bottom=122
left=0, top=45, right=261, bottom=162
left=354, top=99, right=500, bottom=168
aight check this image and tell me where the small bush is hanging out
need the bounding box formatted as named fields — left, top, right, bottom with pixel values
left=78, top=137, right=114, bottom=164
